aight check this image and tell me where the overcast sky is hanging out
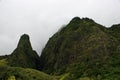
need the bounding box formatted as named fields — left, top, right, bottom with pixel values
left=0, top=0, right=120, bottom=55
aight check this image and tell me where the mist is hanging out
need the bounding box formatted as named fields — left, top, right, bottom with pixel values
left=0, top=0, right=120, bottom=55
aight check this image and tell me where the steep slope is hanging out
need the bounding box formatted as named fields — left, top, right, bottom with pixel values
left=7, top=34, right=39, bottom=69
left=107, top=24, right=120, bottom=41
left=39, top=17, right=120, bottom=79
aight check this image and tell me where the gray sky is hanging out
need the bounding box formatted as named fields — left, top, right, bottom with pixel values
left=0, top=0, right=120, bottom=55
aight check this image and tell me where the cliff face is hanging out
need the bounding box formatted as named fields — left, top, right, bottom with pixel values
left=39, top=17, right=120, bottom=79
left=7, top=34, right=39, bottom=68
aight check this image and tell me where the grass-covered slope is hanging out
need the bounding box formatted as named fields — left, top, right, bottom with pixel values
left=0, top=66, right=57, bottom=80
left=39, top=17, right=120, bottom=79
left=0, top=59, right=8, bottom=66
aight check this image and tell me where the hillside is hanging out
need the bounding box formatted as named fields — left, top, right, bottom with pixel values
left=0, top=17, right=120, bottom=80
left=0, top=66, right=57, bottom=80
left=39, top=17, right=120, bottom=80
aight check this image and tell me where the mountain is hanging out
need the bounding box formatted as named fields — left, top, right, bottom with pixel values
left=0, top=17, right=120, bottom=80
left=39, top=17, right=120, bottom=79
left=0, top=34, right=59, bottom=80
left=7, top=34, right=39, bottom=68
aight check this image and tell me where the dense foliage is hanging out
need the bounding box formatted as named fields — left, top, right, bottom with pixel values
left=0, top=66, right=57, bottom=80
left=0, top=17, right=120, bottom=80
left=7, top=34, right=39, bottom=69
left=39, top=17, right=120, bottom=79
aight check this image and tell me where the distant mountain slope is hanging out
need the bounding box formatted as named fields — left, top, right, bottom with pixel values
left=39, top=17, right=120, bottom=79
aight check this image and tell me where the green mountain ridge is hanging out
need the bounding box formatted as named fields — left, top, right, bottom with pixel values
left=39, top=17, right=120, bottom=79
left=0, top=17, right=120, bottom=80
left=0, top=34, right=57, bottom=80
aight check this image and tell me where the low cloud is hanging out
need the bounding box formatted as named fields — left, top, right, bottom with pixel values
left=0, top=0, right=120, bottom=55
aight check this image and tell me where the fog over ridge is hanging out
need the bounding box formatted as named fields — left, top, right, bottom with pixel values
left=0, top=0, right=120, bottom=55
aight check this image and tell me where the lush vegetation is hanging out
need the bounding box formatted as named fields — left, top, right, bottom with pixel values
left=7, top=34, right=39, bottom=69
left=0, top=59, right=8, bottom=66
left=0, top=66, right=57, bottom=80
left=0, top=17, right=120, bottom=80
left=39, top=17, right=120, bottom=79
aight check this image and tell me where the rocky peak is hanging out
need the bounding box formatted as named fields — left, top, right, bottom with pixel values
left=8, top=34, right=39, bottom=68
left=17, top=34, right=32, bottom=50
